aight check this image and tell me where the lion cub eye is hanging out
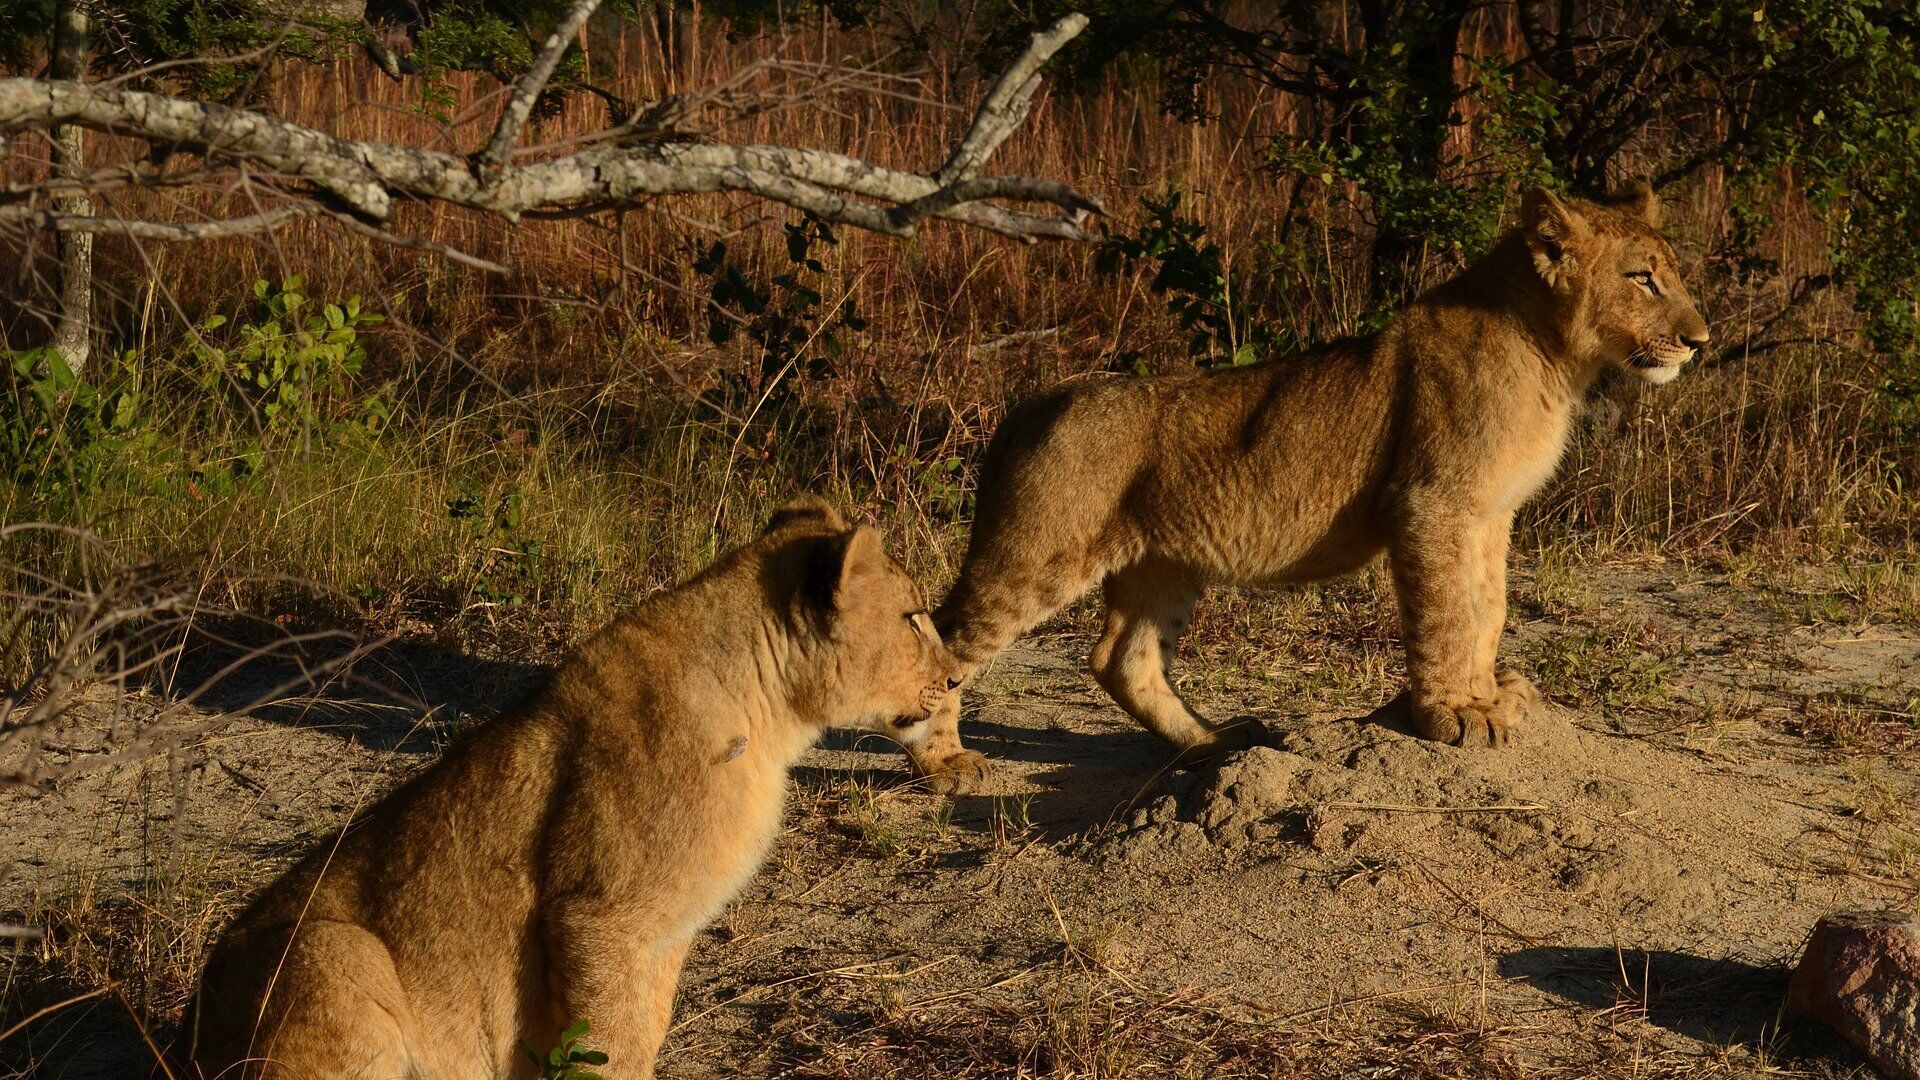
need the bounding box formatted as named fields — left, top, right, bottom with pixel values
left=1626, top=270, right=1659, bottom=295
left=905, top=611, right=932, bottom=636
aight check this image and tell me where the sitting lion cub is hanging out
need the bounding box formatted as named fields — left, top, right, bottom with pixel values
left=906, top=185, right=1711, bottom=794
left=178, top=498, right=958, bottom=1079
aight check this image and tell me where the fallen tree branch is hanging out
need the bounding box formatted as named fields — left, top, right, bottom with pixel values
left=0, top=13, right=1102, bottom=261
left=937, top=13, right=1089, bottom=185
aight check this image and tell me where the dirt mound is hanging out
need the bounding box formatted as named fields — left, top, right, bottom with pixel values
left=1094, top=706, right=1725, bottom=928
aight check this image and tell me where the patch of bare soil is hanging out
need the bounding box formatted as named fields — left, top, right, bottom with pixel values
left=5, top=561, right=1918, bottom=1078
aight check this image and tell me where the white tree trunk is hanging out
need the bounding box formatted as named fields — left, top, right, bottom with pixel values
left=49, top=0, right=91, bottom=375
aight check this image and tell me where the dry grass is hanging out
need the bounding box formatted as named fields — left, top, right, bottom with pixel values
left=3, top=14, right=1914, bottom=665
left=709, top=962, right=1849, bottom=1079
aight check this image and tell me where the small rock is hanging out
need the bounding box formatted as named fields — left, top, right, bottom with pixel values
left=1787, top=910, right=1920, bottom=1080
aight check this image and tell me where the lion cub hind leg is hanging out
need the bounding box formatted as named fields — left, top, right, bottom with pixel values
left=200, top=920, right=421, bottom=1080
left=1091, top=565, right=1264, bottom=764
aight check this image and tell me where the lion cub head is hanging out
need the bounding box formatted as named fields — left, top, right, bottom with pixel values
left=1521, top=183, right=1710, bottom=385
left=763, top=497, right=960, bottom=743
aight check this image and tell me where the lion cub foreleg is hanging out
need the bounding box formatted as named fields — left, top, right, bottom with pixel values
left=544, top=903, right=692, bottom=1080
left=1390, top=516, right=1517, bottom=748
left=1469, top=514, right=1539, bottom=730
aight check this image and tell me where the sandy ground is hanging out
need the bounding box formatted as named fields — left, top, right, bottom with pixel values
left=4, top=560, right=1918, bottom=1078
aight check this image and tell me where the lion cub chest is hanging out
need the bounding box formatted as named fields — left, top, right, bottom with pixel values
left=1480, top=398, right=1575, bottom=514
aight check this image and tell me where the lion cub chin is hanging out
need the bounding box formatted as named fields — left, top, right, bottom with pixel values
left=177, top=498, right=958, bottom=1080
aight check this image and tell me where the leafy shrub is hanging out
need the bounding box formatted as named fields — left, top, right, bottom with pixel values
left=1, top=347, right=149, bottom=499
left=191, top=276, right=390, bottom=448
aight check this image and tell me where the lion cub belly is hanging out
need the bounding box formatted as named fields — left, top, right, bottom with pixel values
left=1138, top=461, right=1385, bottom=587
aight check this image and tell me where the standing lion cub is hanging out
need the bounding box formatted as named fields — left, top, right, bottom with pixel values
left=177, top=499, right=958, bottom=1079
left=906, top=185, right=1710, bottom=794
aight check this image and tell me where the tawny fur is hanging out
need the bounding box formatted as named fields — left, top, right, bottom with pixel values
left=177, top=499, right=959, bottom=1079
left=907, top=186, right=1711, bottom=794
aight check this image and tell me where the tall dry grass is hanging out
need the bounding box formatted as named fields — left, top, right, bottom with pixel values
left=1, top=14, right=1912, bottom=658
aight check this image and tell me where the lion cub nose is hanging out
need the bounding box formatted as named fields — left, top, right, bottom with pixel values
left=1680, top=330, right=1710, bottom=350
left=945, top=676, right=963, bottom=691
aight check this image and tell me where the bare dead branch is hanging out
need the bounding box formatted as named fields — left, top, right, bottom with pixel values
left=0, top=14, right=1100, bottom=259
left=891, top=175, right=1103, bottom=232
left=936, top=13, right=1090, bottom=185
left=324, top=211, right=510, bottom=273
left=0, top=203, right=321, bottom=240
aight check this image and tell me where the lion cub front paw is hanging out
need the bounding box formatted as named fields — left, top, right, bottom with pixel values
left=913, top=748, right=989, bottom=796
left=1495, top=669, right=1540, bottom=720
left=1410, top=697, right=1510, bottom=749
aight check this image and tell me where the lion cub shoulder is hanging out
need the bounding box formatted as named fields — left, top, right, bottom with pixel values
left=181, top=498, right=957, bottom=1080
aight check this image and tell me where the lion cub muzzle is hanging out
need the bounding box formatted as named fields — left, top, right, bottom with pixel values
left=1629, top=333, right=1704, bottom=384
left=895, top=676, right=962, bottom=730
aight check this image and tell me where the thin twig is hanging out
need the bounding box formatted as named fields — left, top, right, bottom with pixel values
left=0, top=203, right=320, bottom=240
left=475, top=0, right=607, bottom=176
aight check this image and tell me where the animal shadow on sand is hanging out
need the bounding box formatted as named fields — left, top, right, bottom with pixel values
left=162, top=617, right=552, bottom=751
left=1499, top=946, right=1856, bottom=1063
left=798, top=715, right=1191, bottom=846
left=0, top=980, right=155, bottom=1080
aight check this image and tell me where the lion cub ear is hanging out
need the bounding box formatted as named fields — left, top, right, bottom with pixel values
left=1618, top=179, right=1661, bottom=226
left=1521, top=187, right=1588, bottom=281
left=800, top=525, right=889, bottom=618
left=764, top=495, right=848, bottom=535
left=831, top=526, right=888, bottom=607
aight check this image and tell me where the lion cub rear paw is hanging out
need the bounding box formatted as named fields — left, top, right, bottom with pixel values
left=1411, top=698, right=1511, bottom=749
left=914, top=748, right=989, bottom=796
left=1173, top=716, right=1271, bottom=767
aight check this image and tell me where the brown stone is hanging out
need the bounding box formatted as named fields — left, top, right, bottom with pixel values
left=1787, top=910, right=1920, bottom=1080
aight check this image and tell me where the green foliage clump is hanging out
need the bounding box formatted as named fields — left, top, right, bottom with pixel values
left=695, top=214, right=868, bottom=407
left=1, top=347, right=150, bottom=500
left=1095, top=191, right=1276, bottom=368
left=2, top=277, right=388, bottom=519
left=191, top=276, right=389, bottom=447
